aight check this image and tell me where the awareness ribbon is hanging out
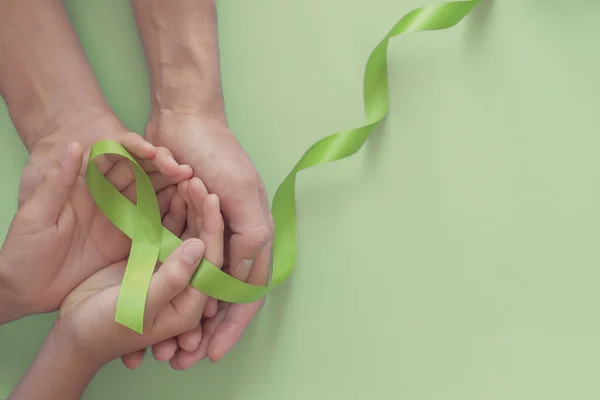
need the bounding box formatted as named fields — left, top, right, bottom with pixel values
left=86, top=0, right=482, bottom=333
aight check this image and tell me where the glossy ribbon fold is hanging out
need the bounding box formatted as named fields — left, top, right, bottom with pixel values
left=86, top=0, right=481, bottom=332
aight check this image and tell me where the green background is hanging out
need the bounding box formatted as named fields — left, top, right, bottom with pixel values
left=2, top=0, right=600, bottom=398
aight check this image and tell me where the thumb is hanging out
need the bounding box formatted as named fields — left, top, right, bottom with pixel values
left=224, top=194, right=272, bottom=281
left=145, top=239, right=205, bottom=317
left=18, top=142, right=83, bottom=230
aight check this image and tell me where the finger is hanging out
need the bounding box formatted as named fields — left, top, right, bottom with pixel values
left=146, top=171, right=185, bottom=193
left=18, top=142, right=83, bottom=230
left=176, top=322, right=203, bottom=352
left=226, top=202, right=272, bottom=282
left=151, top=338, right=179, bottom=362
left=170, top=182, right=214, bottom=353
left=207, top=196, right=272, bottom=360
left=105, top=161, right=187, bottom=205
left=209, top=248, right=228, bottom=317
left=177, top=181, right=195, bottom=240
left=198, top=194, right=224, bottom=318
left=167, top=285, right=209, bottom=335
left=118, top=171, right=181, bottom=201
left=207, top=241, right=270, bottom=361
left=204, top=298, right=218, bottom=318
left=116, top=156, right=192, bottom=204
left=227, top=229, right=272, bottom=281
left=102, top=158, right=135, bottom=192
left=121, top=348, right=147, bottom=370
left=207, top=298, right=264, bottom=362
left=181, top=178, right=208, bottom=239
left=190, top=178, right=209, bottom=235
left=223, top=227, right=233, bottom=266
left=145, top=239, right=205, bottom=316
left=171, top=309, right=226, bottom=370
left=162, top=191, right=187, bottom=237
left=157, top=186, right=177, bottom=219
left=197, top=195, right=223, bottom=263
left=152, top=147, right=194, bottom=182
left=94, top=132, right=156, bottom=174
left=177, top=180, right=190, bottom=199
left=114, top=132, right=157, bottom=159
left=167, top=201, right=213, bottom=322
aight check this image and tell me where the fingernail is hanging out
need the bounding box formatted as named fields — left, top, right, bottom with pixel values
left=188, top=334, right=202, bottom=351
left=212, top=195, right=220, bottom=208
left=182, top=241, right=204, bottom=265
left=236, top=259, right=253, bottom=280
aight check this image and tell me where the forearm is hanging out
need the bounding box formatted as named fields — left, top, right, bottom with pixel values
left=0, top=0, right=115, bottom=151
left=9, top=327, right=101, bottom=400
left=132, top=0, right=226, bottom=121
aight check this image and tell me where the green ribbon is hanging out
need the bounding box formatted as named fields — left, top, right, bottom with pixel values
left=86, top=0, right=481, bottom=333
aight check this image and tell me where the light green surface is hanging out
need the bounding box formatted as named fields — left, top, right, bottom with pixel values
left=2, top=0, right=600, bottom=398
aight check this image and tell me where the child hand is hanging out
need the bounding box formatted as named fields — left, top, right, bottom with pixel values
left=120, top=177, right=226, bottom=369
left=54, top=237, right=209, bottom=366
left=7, top=237, right=211, bottom=400
left=0, top=133, right=192, bottom=323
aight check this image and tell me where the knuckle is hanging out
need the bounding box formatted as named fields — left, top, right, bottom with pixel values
left=265, top=211, right=275, bottom=232
left=237, top=172, right=258, bottom=188
left=157, top=146, right=172, bottom=158
left=247, top=224, right=272, bottom=247
left=221, top=318, right=245, bottom=334
left=15, top=212, right=38, bottom=231
left=112, top=131, right=135, bottom=144
left=181, top=315, right=199, bottom=332
left=162, top=267, right=188, bottom=295
left=122, top=131, right=140, bottom=141
left=217, top=162, right=258, bottom=189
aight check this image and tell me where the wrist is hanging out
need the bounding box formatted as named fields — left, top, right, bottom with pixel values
left=151, top=77, right=226, bottom=123
left=47, top=321, right=105, bottom=372
left=17, top=111, right=129, bottom=209
left=0, top=254, right=31, bottom=324
left=19, top=107, right=125, bottom=153
left=132, top=0, right=226, bottom=121
left=0, top=278, right=28, bottom=324
left=8, top=324, right=102, bottom=400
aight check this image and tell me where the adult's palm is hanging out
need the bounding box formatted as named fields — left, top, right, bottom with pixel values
left=146, top=112, right=273, bottom=363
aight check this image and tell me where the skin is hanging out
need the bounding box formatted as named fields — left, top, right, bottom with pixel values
left=0, top=136, right=190, bottom=324
left=6, top=162, right=226, bottom=399
left=132, top=0, right=274, bottom=365
left=0, top=0, right=273, bottom=367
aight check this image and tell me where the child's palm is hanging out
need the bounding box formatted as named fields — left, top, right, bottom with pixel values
left=58, top=182, right=223, bottom=365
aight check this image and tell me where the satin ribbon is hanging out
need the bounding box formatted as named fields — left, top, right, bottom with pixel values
left=86, top=0, right=481, bottom=333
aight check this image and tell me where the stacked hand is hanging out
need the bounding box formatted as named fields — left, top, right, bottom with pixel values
left=1, top=126, right=267, bottom=373
left=3, top=135, right=236, bottom=399
left=145, top=111, right=274, bottom=365
left=1, top=1, right=275, bottom=397
left=1, top=133, right=192, bottom=318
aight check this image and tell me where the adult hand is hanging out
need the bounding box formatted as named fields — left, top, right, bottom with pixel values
left=0, top=132, right=192, bottom=323
left=145, top=111, right=273, bottom=363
